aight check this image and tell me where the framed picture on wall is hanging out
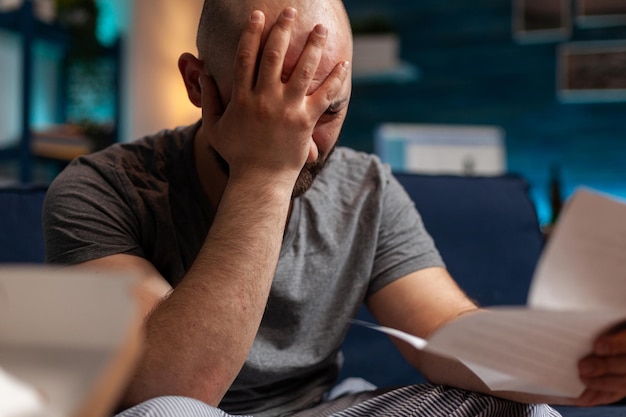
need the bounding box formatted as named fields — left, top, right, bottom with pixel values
left=513, top=0, right=571, bottom=43
left=576, top=0, right=626, bottom=28
left=558, top=40, right=626, bottom=103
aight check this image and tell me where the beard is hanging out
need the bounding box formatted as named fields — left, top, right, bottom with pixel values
left=212, top=144, right=336, bottom=200
left=291, top=145, right=335, bottom=199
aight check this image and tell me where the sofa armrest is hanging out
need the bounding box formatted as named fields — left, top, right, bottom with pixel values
left=0, top=185, right=48, bottom=264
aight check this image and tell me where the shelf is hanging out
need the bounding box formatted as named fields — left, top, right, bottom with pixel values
left=0, top=7, right=68, bottom=45
left=353, top=61, right=421, bottom=84
left=0, top=1, right=70, bottom=183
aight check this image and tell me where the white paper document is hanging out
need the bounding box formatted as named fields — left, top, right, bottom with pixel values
left=0, top=267, right=140, bottom=417
left=0, top=366, right=46, bottom=417
left=353, top=188, right=626, bottom=398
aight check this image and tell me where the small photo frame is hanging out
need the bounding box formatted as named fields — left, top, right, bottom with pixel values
left=513, top=0, right=571, bottom=43
left=558, top=40, right=626, bottom=103
left=576, top=0, right=626, bottom=28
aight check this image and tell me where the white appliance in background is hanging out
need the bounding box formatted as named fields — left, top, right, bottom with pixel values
left=375, top=123, right=506, bottom=175
left=0, top=0, right=56, bottom=22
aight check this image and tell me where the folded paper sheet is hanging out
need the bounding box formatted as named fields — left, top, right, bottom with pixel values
left=0, top=366, right=46, bottom=416
left=0, top=267, right=141, bottom=417
left=354, top=188, right=626, bottom=398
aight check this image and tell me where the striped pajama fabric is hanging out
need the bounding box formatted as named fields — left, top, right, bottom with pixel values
left=116, top=384, right=562, bottom=417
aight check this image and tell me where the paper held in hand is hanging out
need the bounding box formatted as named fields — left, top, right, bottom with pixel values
left=0, top=268, right=142, bottom=417
left=353, top=188, right=626, bottom=398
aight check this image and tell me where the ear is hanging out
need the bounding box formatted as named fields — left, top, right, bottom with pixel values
left=178, top=53, right=204, bottom=108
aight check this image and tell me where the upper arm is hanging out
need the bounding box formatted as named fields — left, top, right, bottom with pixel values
left=43, top=159, right=144, bottom=265
left=74, top=254, right=173, bottom=320
left=368, top=171, right=445, bottom=296
left=367, top=266, right=478, bottom=365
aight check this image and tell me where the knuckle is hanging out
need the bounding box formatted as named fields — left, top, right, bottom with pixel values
left=300, top=64, right=315, bottom=80
left=285, top=109, right=310, bottom=130
left=323, top=87, right=337, bottom=105
left=263, top=48, right=283, bottom=66
left=292, top=78, right=310, bottom=94
left=232, top=90, right=248, bottom=107
left=254, top=99, right=273, bottom=118
left=235, top=49, right=256, bottom=70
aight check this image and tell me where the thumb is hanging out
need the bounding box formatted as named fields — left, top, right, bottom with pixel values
left=307, top=138, right=319, bottom=163
left=199, top=74, right=223, bottom=123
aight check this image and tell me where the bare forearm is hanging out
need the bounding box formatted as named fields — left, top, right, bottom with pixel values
left=123, top=179, right=293, bottom=407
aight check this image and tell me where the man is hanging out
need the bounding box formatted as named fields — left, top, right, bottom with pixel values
left=43, top=0, right=626, bottom=416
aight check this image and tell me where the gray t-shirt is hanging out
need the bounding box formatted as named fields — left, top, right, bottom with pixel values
left=43, top=123, right=444, bottom=416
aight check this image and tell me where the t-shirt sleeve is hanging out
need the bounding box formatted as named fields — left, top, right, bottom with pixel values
left=367, top=168, right=445, bottom=296
left=43, top=157, right=145, bottom=265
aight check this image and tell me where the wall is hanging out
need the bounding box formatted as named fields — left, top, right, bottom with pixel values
left=0, top=30, right=21, bottom=148
left=342, top=0, right=626, bottom=224
left=123, top=0, right=203, bottom=141
left=2, top=0, right=623, bottom=211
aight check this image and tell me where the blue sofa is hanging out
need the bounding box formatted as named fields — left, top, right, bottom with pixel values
left=0, top=184, right=47, bottom=263
left=0, top=175, right=622, bottom=416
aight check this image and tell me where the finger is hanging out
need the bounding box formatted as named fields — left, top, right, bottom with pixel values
left=200, top=74, right=224, bottom=123
left=284, top=24, right=328, bottom=100
left=580, top=354, right=626, bottom=378
left=256, top=7, right=297, bottom=90
left=233, top=10, right=265, bottom=95
left=576, top=388, right=624, bottom=407
left=307, top=137, right=319, bottom=163
left=308, top=60, right=351, bottom=116
left=582, top=373, right=626, bottom=394
left=595, top=327, right=626, bottom=356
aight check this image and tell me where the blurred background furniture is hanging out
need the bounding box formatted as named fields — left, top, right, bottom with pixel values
left=0, top=0, right=121, bottom=184
left=375, top=123, right=506, bottom=176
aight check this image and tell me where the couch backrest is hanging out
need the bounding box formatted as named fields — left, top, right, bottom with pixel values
left=394, top=173, right=544, bottom=307
left=0, top=185, right=48, bottom=264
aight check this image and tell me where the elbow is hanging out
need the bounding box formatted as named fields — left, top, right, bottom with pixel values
left=117, top=363, right=231, bottom=411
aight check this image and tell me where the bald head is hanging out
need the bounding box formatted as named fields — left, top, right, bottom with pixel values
left=196, top=0, right=352, bottom=85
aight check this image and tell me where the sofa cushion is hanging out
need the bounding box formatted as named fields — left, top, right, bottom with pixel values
left=394, top=173, right=544, bottom=307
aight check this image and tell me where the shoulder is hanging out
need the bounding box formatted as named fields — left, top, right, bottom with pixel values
left=49, top=123, right=198, bottom=194
left=45, top=123, right=199, bottom=229
left=83, top=123, right=197, bottom=177
left=304, top=147, right=420, bottom=226
left=43, top=123, right=199, bottom=264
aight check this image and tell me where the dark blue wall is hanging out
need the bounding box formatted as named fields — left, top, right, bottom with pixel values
left=342, top=0, right=626, bottom=224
